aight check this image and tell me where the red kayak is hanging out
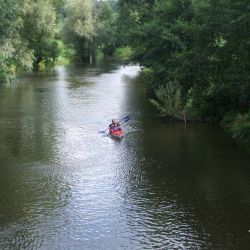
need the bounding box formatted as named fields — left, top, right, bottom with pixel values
left=109, top=129, right=124, bottom=139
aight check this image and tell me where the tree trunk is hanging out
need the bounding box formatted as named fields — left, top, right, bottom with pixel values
left=88, top=39, right=96, bottom=65
left=183, top=109, right=187, bottom=126
left=33, top=56, right=42, bottom=71
left=89, top=40, right=92, bottom=65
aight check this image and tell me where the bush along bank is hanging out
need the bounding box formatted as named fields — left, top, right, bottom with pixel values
left=118, top=0, right=250, bottom=144
left=147, top=76, right=250, bottom=144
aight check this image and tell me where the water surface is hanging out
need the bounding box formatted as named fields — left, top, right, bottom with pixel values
left=0, top=62, right=250, bottom=249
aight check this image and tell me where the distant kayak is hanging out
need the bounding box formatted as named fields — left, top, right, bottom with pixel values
left=109, top=129, right=124, bottom=139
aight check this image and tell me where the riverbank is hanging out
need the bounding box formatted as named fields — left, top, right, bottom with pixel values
left=137, top=68, right=250, bottom=147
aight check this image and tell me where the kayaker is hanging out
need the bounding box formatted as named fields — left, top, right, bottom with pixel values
left=109, top=119, right=121, bottom=132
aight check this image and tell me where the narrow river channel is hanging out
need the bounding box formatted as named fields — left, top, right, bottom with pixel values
left=0, top=61, right=250, bottom=249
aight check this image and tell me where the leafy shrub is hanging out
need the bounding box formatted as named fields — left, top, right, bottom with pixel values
left=231, top=111, right=250, bottom=141
left=150, top=81, right=186, bottom=121
left=114, top=47, right=133, bottom=62
left=220, top=111, right=237, bottom=128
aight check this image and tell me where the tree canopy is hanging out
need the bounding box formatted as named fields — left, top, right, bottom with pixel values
left=0, top=0, right=249, bottom=141
left=117, top=0, right=250, bottom=140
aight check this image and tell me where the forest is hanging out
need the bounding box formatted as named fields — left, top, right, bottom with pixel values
left=0, top=0, right=249, bottom=142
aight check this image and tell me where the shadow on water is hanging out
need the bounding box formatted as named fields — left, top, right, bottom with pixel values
left=118, top=72, right=250, bottom=249
left=0, top=69, right=73, bottom=249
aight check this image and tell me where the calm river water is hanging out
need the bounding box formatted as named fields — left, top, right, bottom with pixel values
left=0, top=61, right=250, bottom=249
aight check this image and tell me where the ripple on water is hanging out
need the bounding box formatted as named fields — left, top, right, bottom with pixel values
left=1, top=64, right=249, bottom=250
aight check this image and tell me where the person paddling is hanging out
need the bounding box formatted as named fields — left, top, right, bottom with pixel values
left=98, top=115, right=130, bottom=135
left=109, top=119, right=121, bottom=132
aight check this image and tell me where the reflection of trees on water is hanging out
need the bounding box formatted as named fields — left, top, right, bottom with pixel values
left=64, top=59, right=121, bottom=90
left=118, top=72, right=250, bottom=248
left=0, top=73, right=71, bottom=250
left=0, top=72, right=58, bottom=161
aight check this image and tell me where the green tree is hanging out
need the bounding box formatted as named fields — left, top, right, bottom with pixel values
left=95, top=0, right=119, bottom=56
left=21, top=0, right=57, bottom=69
left=118, top=0, right=250, bottom=127
left=0, top=0, right=33, bottom=84
left=63, top=0, right=95, bottom=63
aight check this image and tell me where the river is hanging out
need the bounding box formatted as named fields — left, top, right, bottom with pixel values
left=0, top=61, right=250, bottom=249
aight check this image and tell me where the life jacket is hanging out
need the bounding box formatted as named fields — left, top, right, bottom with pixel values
left=109, top=123, right=121, bottom=131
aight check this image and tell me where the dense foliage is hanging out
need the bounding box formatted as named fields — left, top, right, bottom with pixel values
left=0, top=0, right=33, bottom=83
left=117, top=0, right=250, bottom=141
left=0, top=0, right=249, bottom=141
left=0, top=0, right=118, bottom=84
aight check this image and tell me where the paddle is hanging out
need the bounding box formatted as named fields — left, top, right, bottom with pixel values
left=120, top=114, right=130, bottom=121
left=121, top=116, right=130, bottom=124
left=98, top=115, right=130, bottom=134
